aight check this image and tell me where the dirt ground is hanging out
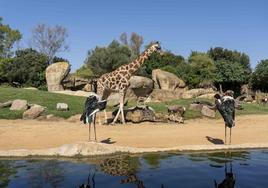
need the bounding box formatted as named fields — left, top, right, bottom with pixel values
left=0, top=114, right=268, bottom=150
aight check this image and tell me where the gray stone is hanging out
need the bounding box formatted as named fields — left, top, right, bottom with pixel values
left=23, top=105, right=45, bottom=119
left=201, top=105, right=216, bottom=118
left=152, top=69, right=186, bottom=90
left=182, top=88, right=215, bottom=99
left=128, top=76, right=154, bottom=98
left=10, top=99, right=28, bottom=111
left=56, top=103, right=69, bottom=111
left=45, top=62, right=70, bottom=92
left=67, top=114, right=82, bottom=122
left=147, top=89, right=184, bottom=102
left=189, top=103, right=203, bottom=111
left=0, top=100, right=13, bottom=108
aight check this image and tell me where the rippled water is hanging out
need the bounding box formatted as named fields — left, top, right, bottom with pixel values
left=0, top=150, right=268, bottom=188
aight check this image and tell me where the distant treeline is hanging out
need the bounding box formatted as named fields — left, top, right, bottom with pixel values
left=0, top=17, right=267, bottom=93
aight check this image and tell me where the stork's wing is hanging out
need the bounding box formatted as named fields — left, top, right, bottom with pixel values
left=220, top=98, right=236, bottom=128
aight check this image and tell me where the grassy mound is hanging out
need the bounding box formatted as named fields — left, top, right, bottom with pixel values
left=1, top=86, right=268, bottom=120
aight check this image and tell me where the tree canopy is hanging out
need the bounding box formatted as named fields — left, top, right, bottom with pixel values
left=251, top=59, right=268, bottom=92
left=84, top=40, right=132, bottom=77
left=0, top=17, right=22, bottom=58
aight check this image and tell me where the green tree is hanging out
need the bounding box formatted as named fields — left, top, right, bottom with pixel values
left=84, top=40, right=132, bottom=77
left=0, top=17, right=22, bottom=58
left=187, top=52, right=216, bottom=87
left=141, top=50, right=185, bottom=77
left=74, top=65, right=94, bottom=79
left=208, top=47, right=251, bottom=76
left=251, top=59, right=268, bottom=91
left=3, top=48, right=48, bottom=89
left=214, top=60, right=248, bottom=93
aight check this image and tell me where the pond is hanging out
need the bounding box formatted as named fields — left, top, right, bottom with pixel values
left=0, top=150, right=268, bottom=188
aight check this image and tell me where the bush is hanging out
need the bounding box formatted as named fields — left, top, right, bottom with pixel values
left=252, top=59, right=268, bottom=92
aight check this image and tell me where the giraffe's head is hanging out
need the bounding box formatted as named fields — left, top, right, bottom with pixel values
left=149, top=41, right=161, bottom=53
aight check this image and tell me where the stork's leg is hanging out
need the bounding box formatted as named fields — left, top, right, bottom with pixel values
left=88, top=122, right=91, bottom=141
left=229, top=127, right=232, bottom=145
left=93, top=114, right=97, bottom=141
left=225, top=125, right=227, bottom=145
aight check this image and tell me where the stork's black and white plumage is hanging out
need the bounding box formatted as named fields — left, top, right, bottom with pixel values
left=214, top=91, right=236, bottom=144
left=80, top=94, right=107, bottom=141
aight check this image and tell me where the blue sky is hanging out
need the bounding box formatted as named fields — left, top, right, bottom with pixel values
left=1, top=0, right=267, bottom=71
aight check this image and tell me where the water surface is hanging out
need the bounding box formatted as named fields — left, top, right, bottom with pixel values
left=1, top=150, right=268, bottom=188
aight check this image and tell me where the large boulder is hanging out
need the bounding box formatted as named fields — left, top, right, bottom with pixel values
left=152, top=69, right=186, bottom=90
left=46, top=62, right=71, bottom=92
left=182, top=88, right=215, bottom=99
left=147, top=89, right=185, bottom=102
left=201, top=105, right=216, bottom=118
left=10, top=99, right=28, bottom=111
left=23, top=105, right=45, bottom=119
left=127, top=76, right=154, bottom=98
left=0, top=100, right=13, bottom=108
left=62, top=75, right=90, bottom=91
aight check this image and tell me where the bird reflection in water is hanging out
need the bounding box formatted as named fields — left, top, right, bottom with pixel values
left=78, top=167, right=96, bottom=188
left=214, top=152, right=236, bottom=188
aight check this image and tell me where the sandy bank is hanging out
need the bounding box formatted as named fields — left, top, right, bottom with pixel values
left=0, top=114, right=268, bottom=156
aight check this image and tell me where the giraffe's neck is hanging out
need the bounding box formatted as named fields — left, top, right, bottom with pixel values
left=121, top=47, right=155, bottom=77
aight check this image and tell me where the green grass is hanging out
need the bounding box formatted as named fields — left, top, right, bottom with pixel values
left=0, top=86, right=85, bottom=119
left=1, top=86, right=268, bottom=120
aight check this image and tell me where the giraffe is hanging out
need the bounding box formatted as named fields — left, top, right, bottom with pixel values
left=96, top=42, right=161, bottom=124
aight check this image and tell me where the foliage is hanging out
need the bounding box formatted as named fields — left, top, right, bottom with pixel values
left=140, top=51, right=185, bottom=77
left=208, top=47, right=251, bottom=76
left=0, top=17, right=22, bottom=58
left=251, top=59, right=268, bottom=91
left=187, top=52, right=216, bottom=87
left=74, top=65, right=94, bottom=79
left=30, top=24, right=68, bottom=65
left=84, top=40, right=132, bottom=77
left=214, top=60, right=248, bottom=92
left=1, top=48, right=48, bottom=89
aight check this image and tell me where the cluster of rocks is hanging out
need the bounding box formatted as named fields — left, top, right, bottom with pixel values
left=189, top=101, right=216, bottom=118
left=45, top=63, right=216, bottom=106
left=0, top=99, right=69, bottom=120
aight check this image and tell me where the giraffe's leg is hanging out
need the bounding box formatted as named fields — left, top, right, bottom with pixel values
left=104, top=109, right=108, bottom=124
left=112, top=92, right=125, bottom=124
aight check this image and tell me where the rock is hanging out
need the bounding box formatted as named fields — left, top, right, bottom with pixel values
left=107, top=93, right=121, bottom=106
left=67, top=114, right=82, bottom=122
left=62, top=75, right=90, bottom=91
left=45, top=62, right=71, bottom=92
left=189, top=103, right=203, bottom=111
left=23, top=87, right=38, bottom=90
left=52, top=90, right=92, bottom=97
left=167, top=105, right=185, bottom=116
left=113, top=106, right=156, bottom=123
left=128, top=76, right=154, bottom=98
left=201, top=105, right=216, bottom=118
left=197, top=93, right=216, bottom=99
left=10, top=99, right=28, bottom=111
left=147, top=89, right=184, bottom=102
left=152, top=69, right=186, bottom=90
left=45, top=114, right=65, bottom=121
left=23, top=105, right=45, bottom=119
left=182, top=88, right=215, bottom=99
left=0, top=100, right=13, bottom=108
left=56, top=103, right=69, bottom=111
left=83, top=83, right=92, bottom=92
